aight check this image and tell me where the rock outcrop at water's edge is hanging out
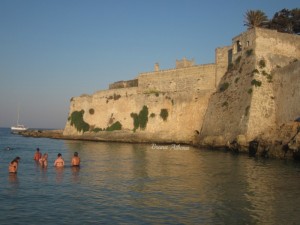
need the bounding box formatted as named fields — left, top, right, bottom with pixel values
left=24, top=28, right=300, bottom=160
left=19, top=129, right=64, bottom=139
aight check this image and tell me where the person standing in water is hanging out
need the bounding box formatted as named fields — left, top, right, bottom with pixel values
left=54, top=153, right=65, bottom=167
left=9, top=157, right=20, bottom=173
left=33, top=148, right=42, bottom=161
left=39, top=153, right=48, bottom=167
left=71, top=152, right=80, bottom=167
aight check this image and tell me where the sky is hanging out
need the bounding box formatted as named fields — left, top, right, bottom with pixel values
left=0, top=0, right=299, bottom=129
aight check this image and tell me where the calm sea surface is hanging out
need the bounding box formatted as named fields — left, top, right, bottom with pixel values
left=0, top=128, right=300, bottom=225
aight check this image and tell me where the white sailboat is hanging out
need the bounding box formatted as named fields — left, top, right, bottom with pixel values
left=11, top=108, right=28, bottom=132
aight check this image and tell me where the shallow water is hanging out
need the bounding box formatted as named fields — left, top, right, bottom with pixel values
left=0, top=128, right=300, bottom=224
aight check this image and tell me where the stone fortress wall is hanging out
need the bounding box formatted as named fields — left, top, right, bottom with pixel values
left=199, top=28, right=300, bottom=144
left=108, top=48, right=230, bottom=94
left=64, top=27, right=300, bottom=147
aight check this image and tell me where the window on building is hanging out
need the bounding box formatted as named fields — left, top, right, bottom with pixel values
left=237, top=41, right=242, bottom=52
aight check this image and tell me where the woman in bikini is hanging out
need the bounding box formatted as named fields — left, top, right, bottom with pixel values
left=39, top=153, right=48, bottom=167
left=9, top=157, right=20, bottom=173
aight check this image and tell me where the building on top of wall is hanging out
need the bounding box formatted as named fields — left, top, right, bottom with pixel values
left=176, top=57, right=195, bottom=68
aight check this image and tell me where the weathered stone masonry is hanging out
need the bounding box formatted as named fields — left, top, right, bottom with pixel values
left=63, top=28, right=300, bottom=148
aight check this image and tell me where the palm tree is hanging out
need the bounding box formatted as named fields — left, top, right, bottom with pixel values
left=244, top=10, right=268, bottom=29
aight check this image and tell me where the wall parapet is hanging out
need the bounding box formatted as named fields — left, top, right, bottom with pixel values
left=138, top=63, right=216, bottom=77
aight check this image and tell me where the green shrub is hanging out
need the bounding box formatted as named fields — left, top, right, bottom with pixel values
left=107, top=93, right=121, bottom=101
left=139, top=105, right=149, bottom=130
left=219, top=82, right=230, bottom=92
left=150, top=113, right=156, bottom=118
left=246, top=49, right=253, bottom=57
left=261, top=70, right=268, bottom=76
left=130, top=113, right=139, bottom=131
left=251, top=79, right=262, bottom=87
left=92, top=127, right=102, bottom=132
left=259, top=59, right=266, bottom=68
left=248, top=88, right=253, bottom=94
left=222, top=101, right=228, bottom=107
left=251, top=69, right=259, bottom=76
left=106, top=121, right=122, bottom=131
left=69, top=110, right=90, bottom=133
left=267, top=73, right=273, bottom=83
left=113, top=93, right=121, bottom=100
left=130, top=105, right=149, bottom=131
left=235, top=77, right=240, bottom=83
left=160, top=109, right=169, bottom=121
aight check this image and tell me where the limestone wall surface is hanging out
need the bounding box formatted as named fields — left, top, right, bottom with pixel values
left=255, top=28, right=300, bottom=61
left=137, top=64, right=216, bottom=93
left=273, top=61, right=300, bottom=125
left=199, top=48, right=255, bottom=142
left=64, top=86, right=213, bottom=143
left=246, top=28, right=300, bottom=139
left=199, top=28, right=300, bottom=144
left=215, top=46, right=231, bottom=87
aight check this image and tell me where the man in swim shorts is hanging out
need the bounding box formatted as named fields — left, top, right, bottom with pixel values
left=54, top=153, right=65, bottom=167
left=71, top=152, right=80, bottom=167
left=33, top=148, right=42, bottom=161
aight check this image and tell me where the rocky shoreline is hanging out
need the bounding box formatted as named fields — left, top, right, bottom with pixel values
left=17, top=122, right=300, bottom=161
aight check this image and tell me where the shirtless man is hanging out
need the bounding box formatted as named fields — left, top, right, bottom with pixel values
left=9, top=157, right=20, bottom=173
left=71, top=152, right=80, bottom=167
left=53, top=153, right=65, bottom=167
left=33, top=148, right=42, bottom=161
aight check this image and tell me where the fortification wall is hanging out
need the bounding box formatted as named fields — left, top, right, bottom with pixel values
left=199, top=49, right=255, bottom=142
left=64, top=85, right=213, bottom=143
left=63, top=87, right=138, bottom=135
left=199, top=28, right=300, bottom=143
left=246, top=28, right=300, bottom=139
left=215, top=46, right=231, bottom=87
left=64, top=28, right=300, bottom=146
left=137, top=64, right=216, bottom=93
left=273, top=61, right=300, bottom=125
left=255, top=28, right=300, bottom=61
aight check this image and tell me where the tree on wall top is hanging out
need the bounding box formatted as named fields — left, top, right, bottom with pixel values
left=268, top=8, right=300, bottom=34
left=244, top=8, right=300, bottom=34
left=244, top=10, right=268, bottom=29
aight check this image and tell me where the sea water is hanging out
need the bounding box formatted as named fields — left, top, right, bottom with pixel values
left=0, top=127, right=300, bottom=225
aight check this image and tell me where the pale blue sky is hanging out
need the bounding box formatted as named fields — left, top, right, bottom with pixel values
left=0, top=0, right=299, bottom=129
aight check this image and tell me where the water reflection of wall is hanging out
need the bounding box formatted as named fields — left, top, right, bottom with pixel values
left=244, top=160, right=300, bottom=225
left=61, top=140, right=300, bottom=224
